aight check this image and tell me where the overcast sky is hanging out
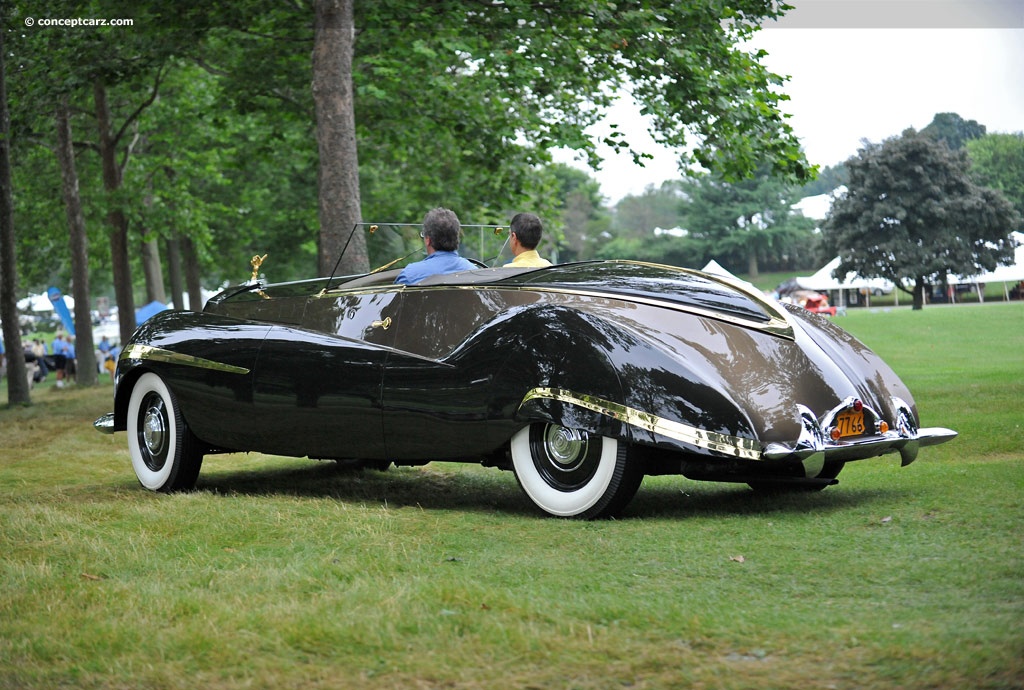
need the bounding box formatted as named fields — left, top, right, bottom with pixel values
left=556, top=1, right=1024, bottom=204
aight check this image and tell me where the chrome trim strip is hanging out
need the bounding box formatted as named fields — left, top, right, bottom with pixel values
left=519, top=386, right=763, bottom=461
left=916, top=427, right=958, bottom=447
left=121, top=344, right=250, bottom=375
left=317, top=285, right=405, bottom=298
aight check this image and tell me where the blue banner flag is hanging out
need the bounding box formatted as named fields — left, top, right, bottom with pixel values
left=47, top=286, right=75, bottom=336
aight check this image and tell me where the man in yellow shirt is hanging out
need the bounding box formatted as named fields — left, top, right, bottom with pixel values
left=504, top=213, right=553, bottom=268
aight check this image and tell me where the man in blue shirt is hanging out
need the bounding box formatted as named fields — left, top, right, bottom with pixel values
left=395, top=207, right=475, bottom=285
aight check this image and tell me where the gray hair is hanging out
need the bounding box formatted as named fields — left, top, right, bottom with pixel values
left=423, top=207, right=461, bottom=252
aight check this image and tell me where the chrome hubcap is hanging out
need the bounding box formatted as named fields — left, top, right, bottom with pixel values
left=143, top=406, right=166, bottom=455
left=544, top=425, right=588, bottom=471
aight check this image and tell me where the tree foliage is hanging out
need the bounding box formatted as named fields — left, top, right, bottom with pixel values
left=677, top=166, right=815, bottom=277
left=613, top=181, right=688, bottom=238
left=548, top=164, right=610, bottom=263
left=967, top=132, right=1024, bottom=224
left=921, top=112, right=986, bottom=150
left=588, top=167, right=816, bottom=273
left=824, top=128, right=1018, bottom=309
left=801, top=162, right=847, bottom=197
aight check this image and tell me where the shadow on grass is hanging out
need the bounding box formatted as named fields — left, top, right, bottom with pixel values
left=198, top=461, right=530, bottom=515
left=633, top=481, right=911, bottom=519
left=192, top=459, right=909, bottom=520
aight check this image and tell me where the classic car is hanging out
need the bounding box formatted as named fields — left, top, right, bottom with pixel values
left=95, top=223, right=956, bottom=518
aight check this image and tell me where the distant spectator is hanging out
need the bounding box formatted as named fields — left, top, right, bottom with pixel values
left=31, top=339, right=48, bottom=379
left=104, top=343, right=120, bottom=379
left=52, top=334, right=71, bottom=388
left=65, top=336, right=77, bottom=383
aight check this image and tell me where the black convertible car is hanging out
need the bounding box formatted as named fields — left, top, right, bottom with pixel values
left=95, top=223, right=956, bottom=518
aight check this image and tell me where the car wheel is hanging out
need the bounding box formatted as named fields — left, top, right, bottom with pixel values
left=127, top=372, right=203, bottom=492
left=510, top=422, right=642, bottom=518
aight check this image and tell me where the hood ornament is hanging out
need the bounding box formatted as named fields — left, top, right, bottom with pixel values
left=250, top=254, right=270, bottom=299
left=250, top=254, right=268, bottom=283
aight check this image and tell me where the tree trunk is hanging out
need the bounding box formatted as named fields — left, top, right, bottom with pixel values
left=746, top=247, right=759, bottom=280
left=913, top=276, right=925, bottom=310
left=141, top=235, right=166, bottom=304
left=313, top=0, right=366, bottom=277
left=0, top=31, right=30, bottom=404
left=140, top=186, right=166, bottom=304
left=166, top=236, right=185, bottom=310
left=181, top=235, right=203, bottom=311
left=94, top=80, right=137, bottom=345
left=55, top=96, right=98, bottom=387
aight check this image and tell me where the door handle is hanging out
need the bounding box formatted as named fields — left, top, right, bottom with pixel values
left=371, top=317, right=392, bottom=330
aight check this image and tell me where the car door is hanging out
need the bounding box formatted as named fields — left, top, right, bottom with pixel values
left=249, top=289, right=403, bottom=460
left=380, top=286, right=513, bottom=460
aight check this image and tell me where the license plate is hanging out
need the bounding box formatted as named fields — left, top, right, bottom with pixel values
left=835, top=409, right=866, bottom=437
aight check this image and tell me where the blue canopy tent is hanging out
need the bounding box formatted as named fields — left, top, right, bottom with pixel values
left=135, top=301, right=170, bottom=326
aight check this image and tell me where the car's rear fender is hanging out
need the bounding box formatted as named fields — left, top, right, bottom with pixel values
left=489, top=305, right=759, bottom=459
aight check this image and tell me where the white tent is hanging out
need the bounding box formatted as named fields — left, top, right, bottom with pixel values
left=959, top=231, right=1024, bottom=301
left=701, top=259, right=737, bottom=280
left=17, top=291, right=75, bottom=312
left=793, top=191, right=837, bottom=221
left=794, top=257, right=894, bottom=307
left=796, top=257, right=894, bottom=293
left=699, top=259, right=767, bottom=296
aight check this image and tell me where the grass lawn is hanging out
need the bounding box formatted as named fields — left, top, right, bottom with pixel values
left=1, top=302, right=1022, bottom=689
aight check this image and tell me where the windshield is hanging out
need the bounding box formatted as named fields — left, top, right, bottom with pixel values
left=335, top=222, right=516, bottom=280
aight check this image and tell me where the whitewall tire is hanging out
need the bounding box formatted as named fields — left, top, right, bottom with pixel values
left=510, top=422, right=642, bottom=519
left=127, top=372, right=203, bottom=492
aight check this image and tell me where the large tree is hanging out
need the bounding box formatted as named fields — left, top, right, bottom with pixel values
left=678, top=166, right=814, bottom=278
left=8, top=0, right=216, bottom=345
left=7, top=1, right=812, bottom=321
left=824, top=128, right=1019, bottom=310
left=54, top=96, right=98, bottom=386
left=0, top=24, right=31, bottom=405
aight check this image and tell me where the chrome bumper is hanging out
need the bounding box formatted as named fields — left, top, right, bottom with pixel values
left=762, top=397, right=957, bottom=477
left=93, top=412, right=116, bottom=435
